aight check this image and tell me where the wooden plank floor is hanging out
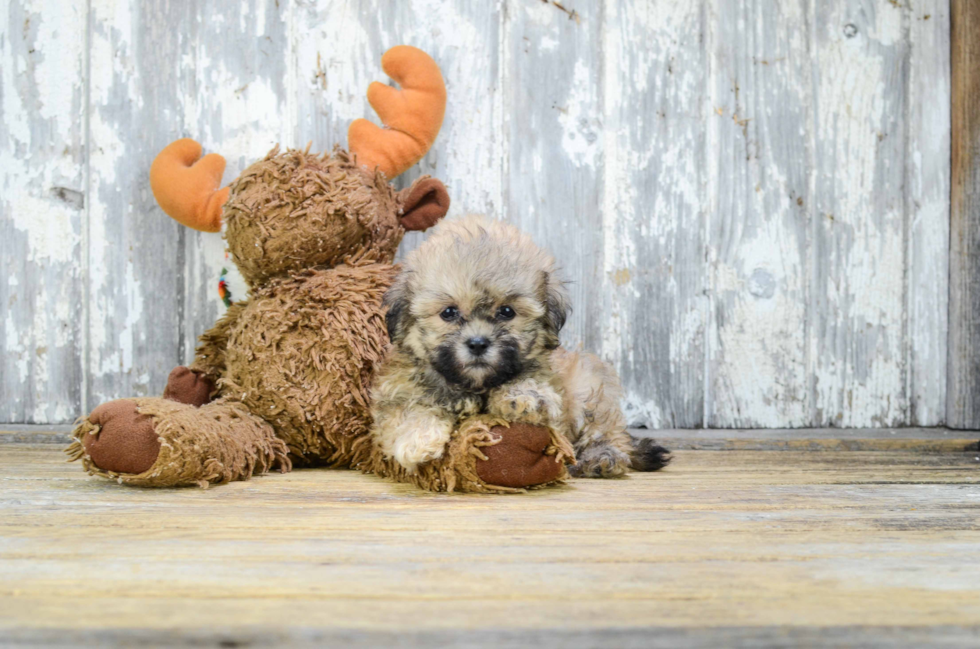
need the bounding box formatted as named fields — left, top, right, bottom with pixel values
left=1, top=443, right=979, bottom=647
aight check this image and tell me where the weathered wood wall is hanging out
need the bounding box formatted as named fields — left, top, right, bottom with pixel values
left=949, top=0, right=980, bottom=429
left=1, top=0, right=951, bottom=428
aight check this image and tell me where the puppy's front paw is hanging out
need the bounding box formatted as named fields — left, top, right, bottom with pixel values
left=488, top=380, right=563, bottom=426
left=389, top=417, right=454, bottom=473
left=570, top=442, right=631, bottom=479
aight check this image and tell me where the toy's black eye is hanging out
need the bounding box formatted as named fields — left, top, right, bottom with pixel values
left=497, top=305, right=516, bottom=321
left=440, top=306, right=459, bottom=322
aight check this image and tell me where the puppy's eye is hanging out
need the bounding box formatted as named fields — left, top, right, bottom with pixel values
left=440, top=306, right=460, bottom=322
left=496, top=305, right=516, bottom=321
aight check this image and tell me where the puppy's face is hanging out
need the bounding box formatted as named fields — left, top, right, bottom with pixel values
left=385, top=216, right=569, bottom=392
left=408, top=283, right=543, bottom=391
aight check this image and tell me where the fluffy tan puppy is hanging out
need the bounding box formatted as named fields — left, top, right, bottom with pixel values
left=371, top=215, right=670, bottom=478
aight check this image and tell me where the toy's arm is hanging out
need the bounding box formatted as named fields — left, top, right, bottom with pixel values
left=162, top=300, right=246, bottom=407
left=188, top=300, right=248, bottom=382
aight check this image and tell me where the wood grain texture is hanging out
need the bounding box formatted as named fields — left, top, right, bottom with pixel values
left=810, top=0, right=910, bottom=427
left=949, top=0, right=980, bottom=429
left=503, top=0, right=604, bottom=360
left=0, top=0, right=957, bottom=428
left=86, top=0, right=186, bottom=408
left=601, top=0, right=706, bottom=428
left=6, top=626, right=980, bottom=649
left=2, top=444, right=980, bottom=645
left=0, top=0, right=86, bottom=423
left=706, top=0, right=810, bottom=427
left=907, top=2, right=950, bottom=426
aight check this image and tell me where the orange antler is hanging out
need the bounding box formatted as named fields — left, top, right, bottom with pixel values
left=348, top=46, right=447, bottom=179
left=149, top=139, right=230, bottom=232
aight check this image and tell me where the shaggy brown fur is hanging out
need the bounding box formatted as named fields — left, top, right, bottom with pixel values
left=224, top=147, right=403, bottom=288
left=69, top=148, right=416, bottom=484
left=371, top=215, right=670, bottom=478
left=68, top=149, right=570, bottom=492
left=69, top=47, right=570, bottom=493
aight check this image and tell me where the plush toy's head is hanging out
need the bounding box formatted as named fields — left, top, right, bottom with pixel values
left=149, top=46, right=450, bottom=287
left=220, top=147, right=447, bottom=286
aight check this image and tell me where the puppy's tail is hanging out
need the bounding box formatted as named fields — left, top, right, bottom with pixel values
left=629, top=434, right=672, bottom=471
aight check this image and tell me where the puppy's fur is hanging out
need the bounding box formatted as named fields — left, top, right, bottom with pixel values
left=371, top=215, right=670, bottom=477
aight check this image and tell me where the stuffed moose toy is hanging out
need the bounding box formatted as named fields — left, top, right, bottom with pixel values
left=68, top=46, right=574, bottom=493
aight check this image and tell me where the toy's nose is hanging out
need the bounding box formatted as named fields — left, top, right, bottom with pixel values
left=466, top=336, right=490, bottom=356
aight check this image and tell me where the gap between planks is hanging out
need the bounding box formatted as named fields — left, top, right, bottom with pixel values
left=0, top=426, right=977, bottom=453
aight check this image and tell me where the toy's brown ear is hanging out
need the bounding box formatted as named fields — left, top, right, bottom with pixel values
left=399, top=177, right=449, bottom=231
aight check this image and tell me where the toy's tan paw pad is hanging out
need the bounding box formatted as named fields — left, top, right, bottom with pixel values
left=476, top=423, right=563, bottom=488
left=82, top=400, right=161, bottom=475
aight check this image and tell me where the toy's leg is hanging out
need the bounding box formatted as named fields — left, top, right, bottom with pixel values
left=359, top=416, right=574, bottom=493
left=67, top=397, right=290, bottom=488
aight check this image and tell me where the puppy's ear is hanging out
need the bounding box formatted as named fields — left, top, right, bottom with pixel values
left=383, top=274, right=412, bottom=343
left=540, top=270, right=570, bottom=348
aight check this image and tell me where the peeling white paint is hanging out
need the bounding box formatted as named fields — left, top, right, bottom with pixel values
left=0, top=60, right=31, bottom=147
left=292, top=4, right=376, bottom=137
left=31, top=0, right=85, bottom=122
left=5, top=312, right=29, bottom=383
left=2, top=0, right=85, bottom=423
left=7, top=193, right=78, bottom=264
left=706, top=0, right=811, bottom=428
left=539, top=35, right=559, bottom=52
left=557, top=60, right=600, bottom=168
left=906, top=0, right=950, bottom=426
left=600, top=0, right=705, bottom=427
left=0, top=0, right=953, bottom=427
left=809, top=0, right=910, bottom=427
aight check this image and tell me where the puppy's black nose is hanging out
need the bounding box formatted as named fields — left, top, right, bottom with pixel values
left=466, top=336, right=490, bottom=356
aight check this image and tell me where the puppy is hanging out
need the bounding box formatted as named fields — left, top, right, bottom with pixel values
left=370, top=215, right=670, bottom=477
